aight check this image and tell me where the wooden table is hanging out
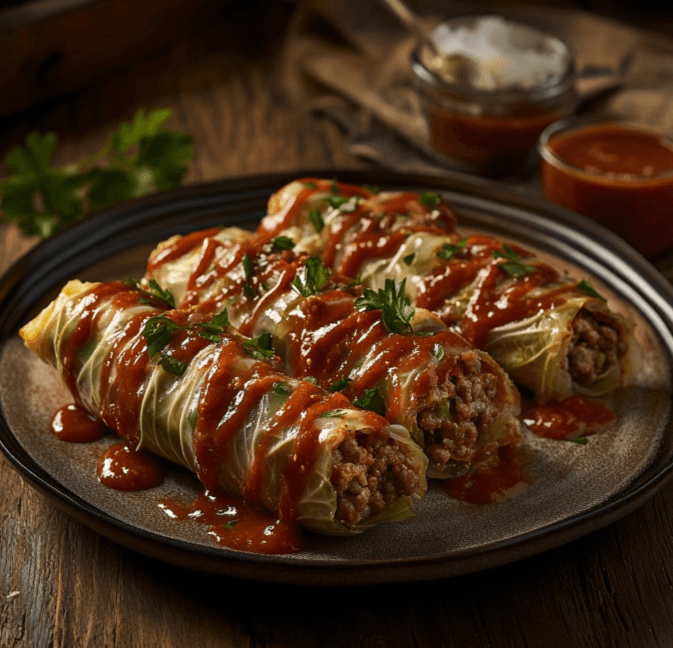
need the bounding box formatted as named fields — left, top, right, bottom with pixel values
left=2, top=3, right=673, bottom=647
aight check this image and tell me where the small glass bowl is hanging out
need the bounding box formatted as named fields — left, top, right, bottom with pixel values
left=410, top=15, right=577, bottom=177
left=538, top=115, right=673, bottom=256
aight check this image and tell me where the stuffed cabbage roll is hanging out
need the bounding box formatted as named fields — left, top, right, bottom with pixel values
left=258, top=179, right=634, bottom=403
left=145, top=234, right=521, bottom=478
left=20, top=279, right=427, bottom=535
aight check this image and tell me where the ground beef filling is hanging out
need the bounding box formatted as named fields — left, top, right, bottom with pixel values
left=568, top=311, right=624, bottom=386
left=331, top=434, right=421, bottom=528
left=418, top=353, right=500, bottom=469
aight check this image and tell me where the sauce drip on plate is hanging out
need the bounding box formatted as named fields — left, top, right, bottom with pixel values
left=97, top=443, right=165, bottom=491
left=158, top=490, right=303, bottom=555
left=50, top=403, right=107, bottom=443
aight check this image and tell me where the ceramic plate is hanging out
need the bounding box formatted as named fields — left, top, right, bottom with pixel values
left=1, top=170, right=673, bottom=586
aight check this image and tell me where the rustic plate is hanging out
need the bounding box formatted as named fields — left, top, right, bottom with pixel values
left=1, top=170, right=672, bottom=586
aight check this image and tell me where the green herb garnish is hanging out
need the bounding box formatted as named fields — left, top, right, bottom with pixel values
left=420, top=191, right=441, bottom=209
left=187, top=409, right=198, bottom=428
left=330, top=177, right=340, bottom=194
left=292, top=257, right=332, bottom=297
left=1, top=108, right=193, bottom=238
left=270, top=235, right=295, bottom=251
left=158, top=353, right=186, bottom=377
left=436, top=238, right=467, bottom=261
left=431, top=343, right=445, bottom=361
left=196, top=308, right=230, bottom=343
left=272, top=381, right=292, bottom=396
left=309, top=208, right=325, bottom=234
left=568, top=436, right=588, bottom=444
left=125, top=278, right=176, bottom=308
left=362, top=184, right=380, bottom=194
left=328, top=376, right=352, bottom=392
left=493, top=244, right=536, bottom=277
left=577, top=279, right=607, bottom=301
left=224, top=519, right=239, bottom=529
left=302, top=376, right=319, bottom=385
left=403, top=253, right=415, bottom=266
left=302, top=181, right=317, bottom=189
left=354, top=278, right=414, bottom=334
left=321, top=409, right=345, bottom=418
left=142, top=315, right=184, bottom=358
left=325, top=195, right=359, bottom=213
left=352, top=388, right=386, bottom=417
left=242, top=332, right=275, bottom=360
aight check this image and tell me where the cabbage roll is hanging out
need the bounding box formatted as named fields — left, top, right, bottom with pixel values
left=145, top=235, right=521, bottom=478
left=20, top=280, right=427, bottom=535
left=258, top=179, right=634, bottom=403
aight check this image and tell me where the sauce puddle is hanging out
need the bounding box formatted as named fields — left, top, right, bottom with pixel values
left=50, top=403, right=107, bottom=443
left=97, top=443, right=165, bottom=491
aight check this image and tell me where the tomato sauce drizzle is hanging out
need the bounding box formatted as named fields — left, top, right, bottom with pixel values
left=50, top=403, right=108, bottom=443
left=158, top=490, right=303, bottom=555
left=97, top=442, right=165, bottom=491
left=444, top=445, right=532, bottom=504
left=523, top=394, right=617, bottom=440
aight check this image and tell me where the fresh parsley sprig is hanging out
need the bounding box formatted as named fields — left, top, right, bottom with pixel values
left=125, top=278, right=176, bottom=308
left=242, top=332, right=275, bottom=360
left=270, top=235, right=295, bottom=251
left=354, top=278, right=414, bottom=334
left=292, top=257, right=332, bottom=297
left=577, top=279, right=607, bottom=301
left=493, top=244, right=536, bottom=277
left=0, top=108, right=194, bottom=238
left=420, top=191, right=442, bottom=209
left=437, top=238, right=468, bottom=261
left=352, top=387, right=386, bottom=417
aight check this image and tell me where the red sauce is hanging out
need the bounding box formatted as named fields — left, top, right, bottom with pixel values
left=158, top=490, right=303, bottom=555
left=523, top=394, right=617, bottom=440
left=50, top=404, right=108, bottom=442
left=97, top=443, right=165, bottom=491
left=429, top=107, right=562, bottom=175
left=444, top=445, right=531, bottom=504
left=541, top=123, right=673, bottom=255
left=146, top=227, right=221, bottom=273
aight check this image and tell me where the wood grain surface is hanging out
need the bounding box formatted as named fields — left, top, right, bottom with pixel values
left=2, top=2, right=673, bottom=647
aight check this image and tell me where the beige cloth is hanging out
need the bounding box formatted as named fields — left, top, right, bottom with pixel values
left=278, top=0, right=673, bottom=186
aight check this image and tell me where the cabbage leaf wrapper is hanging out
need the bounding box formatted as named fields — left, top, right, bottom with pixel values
left=258, top=179, right=635, bottom=404
left=145, top=234, right=521, bottom=479
left=20, top=280, right=428, bottom=535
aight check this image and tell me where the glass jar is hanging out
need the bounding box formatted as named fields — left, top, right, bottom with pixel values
left=539, top=115, right=673, bottom=256
left=410, top=15, right=577, bottom=177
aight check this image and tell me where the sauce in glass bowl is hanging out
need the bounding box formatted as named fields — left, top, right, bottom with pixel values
left=539, top=117, right=673, bottom=256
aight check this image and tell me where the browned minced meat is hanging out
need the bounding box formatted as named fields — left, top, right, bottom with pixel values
left=331, top=434, right=421, bottom=529
left=567, top=310, right=625, bottom=386
left=418, top=352, right=501, bottom=469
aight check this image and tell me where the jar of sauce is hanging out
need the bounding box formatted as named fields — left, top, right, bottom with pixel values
left=410, top=15, right=577, bottom=177
left=539, top=117, right=673, bottom=256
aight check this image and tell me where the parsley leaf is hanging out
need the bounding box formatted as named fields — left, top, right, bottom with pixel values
left=437, top=238, right=468, bottom=261
left=270, top=235, right=295, bottom=251
left=0, top=108, right=193, bottom=238
left=353, top=388, right=386, bottom=417
left=309, top=208, right=324, bottom=234
left=568, top=436, right=588, bottom=444
left=354, top=278, right=414, bottom=334
left=577, top=279, right=607, bottom=301
left=321, top=409, right=345, bottom=418
left=328, top=376, right=352, bottom=392
left=493, top=244, right=536, bottom=277
left=142, top=316, right=185, bottom=358
left=242, top=332, right=275, bottom=360
left=159, top=353, right=186, bottom=377
left=272, top=381, right=292, bottom=396
left=403, top=253, right=415, bottom=266
left=362, top=184, right=380, bottom=194
left=302, top=181, right=317, bottom=189
left=292, top=257, right=332, bottom=297
left=197, top=308, right=230, bottom=343
left=432, top=343, right=445, bottom=361
left=302, top=376, right=319, bottom=385
left=325, top=195, right=359, bottom=213
left=420, top=191, right=441, bottom=209
left=125, top=278, right=176, bottom=308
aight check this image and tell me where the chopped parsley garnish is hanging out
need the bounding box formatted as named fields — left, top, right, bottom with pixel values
left=325, top=195, right=359, bottom=213
left=577, top=279, right=607, bottom=301
left=309, top=208, right=324, bottom=234
left=354, top=278, right=414, bottom=334
left=142, top=315, right=184, bottom=358
left=270, top=235, right=295, bottom=251
left=321, top=409, right=345, bottom=418
left=493, top=244, right=536, bottom=277
left=330, top=177, right=339, bottom=194
left=292, top=257, right=332, bottom=297
left=568, top=436, right=588, bottom=444
left=431, top=343, right=445, bottom=361
left=302, top=376, right=319, bottom=385
left=436, top=238, right=467, bottom=261
left=352, top=388, right=386, bottom=417
left=125, top=278, right=176, bottom=308
left=328, top=376, right=352, bottom=392
left=224, top=519, right=239, bottom=529
left=403, top=253, right=415, bottom=266
left=196, top=308, right=230, bottom=343
left=242, top=332, right=275, bottom=360
left=272, top=381, right=292, bottom=396
left=420, top=191, right=441, bottom=209
left=302, top=181, right=317, bottom=189
left=362, top=184, right=380, bottom=194
left=158, top=353, right=186, bottom=377
left=242, top=253, right=256, bottom=298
